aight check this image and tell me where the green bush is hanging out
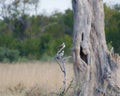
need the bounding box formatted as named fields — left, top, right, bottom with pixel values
left=0, top=47, right=20, bottom=62
left=19, top=38, right=40, bottom=59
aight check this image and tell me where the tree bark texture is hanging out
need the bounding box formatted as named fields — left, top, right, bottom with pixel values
left=72, top=0, right=120, bottom=96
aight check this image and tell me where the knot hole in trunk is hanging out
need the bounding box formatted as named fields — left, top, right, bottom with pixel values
left=80, top=46, right=88, bottom=64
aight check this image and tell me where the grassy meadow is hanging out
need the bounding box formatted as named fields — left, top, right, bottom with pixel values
left=0, top=61, right=74, bottom=96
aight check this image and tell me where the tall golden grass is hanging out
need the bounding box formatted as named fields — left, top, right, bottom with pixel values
left=0, top=61, right=74, bottom=96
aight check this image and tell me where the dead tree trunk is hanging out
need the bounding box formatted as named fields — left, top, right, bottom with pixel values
left=72, top=0, right=120, bottom=96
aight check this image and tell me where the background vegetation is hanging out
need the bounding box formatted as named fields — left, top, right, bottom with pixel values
left=0, top=0, right=120, bottom=62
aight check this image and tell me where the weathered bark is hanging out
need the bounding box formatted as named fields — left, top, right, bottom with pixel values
left=72, top=0, right=120, bottom=96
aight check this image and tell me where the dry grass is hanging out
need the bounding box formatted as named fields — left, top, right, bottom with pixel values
left=0, top=61, right=74, bottom=96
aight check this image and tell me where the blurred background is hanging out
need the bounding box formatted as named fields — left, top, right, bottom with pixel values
left=0, top=0, right=120, bottom=62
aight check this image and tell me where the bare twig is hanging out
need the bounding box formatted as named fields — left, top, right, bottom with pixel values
left=64, top=77, right=74, bottom=94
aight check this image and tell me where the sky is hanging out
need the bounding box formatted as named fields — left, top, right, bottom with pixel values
left=38, top=0, right=72, bottom=15
left=38, top=0, right=120, bottom=15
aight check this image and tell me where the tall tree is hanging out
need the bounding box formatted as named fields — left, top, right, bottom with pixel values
left=72, top=0, right=120, bottom=96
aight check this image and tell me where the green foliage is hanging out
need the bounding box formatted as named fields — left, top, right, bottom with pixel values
left=107, top=41, right=113, bottom=51
left=113, top=4, right=120, bottom=11
left=17, top=39, right=40, bottom=59
left=38, top=34, right=51, bottom=55
left=104, top=4, right=120, bottom=54
left=0, top=3, right=120, bottom=62
left=63, top=9, right=73, bottom=36
left=0, top=47, right=19, bottom=62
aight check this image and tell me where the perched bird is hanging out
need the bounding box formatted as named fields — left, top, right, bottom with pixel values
left=57, top=42, right=65, bottom=55
left=59, top=42, right=65, bottom=50
left=59, top=50, right=64, bottom=57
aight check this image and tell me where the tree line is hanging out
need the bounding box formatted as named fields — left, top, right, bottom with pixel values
left=0, top=2, right=119, bottom=62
